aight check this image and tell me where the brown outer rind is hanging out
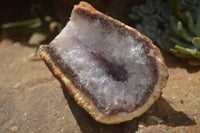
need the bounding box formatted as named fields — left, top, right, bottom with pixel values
left=39, top=2, right=168, bottom=124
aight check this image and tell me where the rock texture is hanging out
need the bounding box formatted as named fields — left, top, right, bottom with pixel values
left=0, top=42, right=200, bottom=132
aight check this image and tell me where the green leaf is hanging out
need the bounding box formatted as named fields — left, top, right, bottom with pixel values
left=156, top=15, right=166, bottom=22
left=170, top=37, right=192, bottom=48
left=140, top=0, right=155, bottom=15
left=169, top=0, right=187, bottom=23
left=185, top=12, right=200, bottom=36
left=157, top=34, right=173, bottom=51
left=137, top=11, right=148, bottom=18
left=177, top=21, right=193, bottom=42
left=171, top=21, right=193, bottom=42
left=141, top=18, right=158, bottom=40
left=160, top=3, right=171, bottom=21
left=170, top=48, right=192, bottom=58
left=175, top=45, right=193, bottom=55
left=142, top=18, right=158, bottom=28
left=186, top=12, right=194, bottom=32
left=191, top=51, right=200, bottom=59
left=1, top=18, right=41, bottom=29
left=192, top=37, right=200, bottom=50
left=186, top=12, right=200, bottom=36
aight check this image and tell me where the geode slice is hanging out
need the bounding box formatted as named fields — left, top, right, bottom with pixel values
left=39, top=2, right=168, bottom=124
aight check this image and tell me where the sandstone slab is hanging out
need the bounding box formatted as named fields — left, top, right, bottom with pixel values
left=0, top=43, right=199, bottom=132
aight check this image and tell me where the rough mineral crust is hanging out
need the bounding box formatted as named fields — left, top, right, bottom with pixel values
left=39, top=2, right=168, bottom=124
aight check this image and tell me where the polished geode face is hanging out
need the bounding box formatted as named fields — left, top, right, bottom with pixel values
left=47, top=10, right=157, bottom=115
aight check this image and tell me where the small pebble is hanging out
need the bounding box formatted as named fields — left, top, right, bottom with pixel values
left=13, top=82, right=20, bottom=88
left=11, top=126, right=19, bottom=132
left=180, top=100, right=184, bottom=104
left=149, top=115, right=165, bottom=124
left=138, top=124, right=144, bottom=128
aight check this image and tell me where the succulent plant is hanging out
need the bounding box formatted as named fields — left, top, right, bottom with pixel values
left=129, top=0, right=173, bottom=51
left=169, top=0, right=200, bottom=66
left=129, top=0, right=200, bottom=66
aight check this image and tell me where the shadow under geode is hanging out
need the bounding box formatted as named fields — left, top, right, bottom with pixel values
left=139, top=97, right=196, bottom=127
left=61, top=85, right=196, bottom=133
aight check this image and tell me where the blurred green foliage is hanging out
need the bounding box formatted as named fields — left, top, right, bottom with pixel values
left=1, top=1, right=62, bottom=45
left=129, top=0, right=200, bottom=65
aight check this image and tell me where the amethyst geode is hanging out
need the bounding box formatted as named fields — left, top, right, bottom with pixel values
left=40, top=2, right=168, bottom=124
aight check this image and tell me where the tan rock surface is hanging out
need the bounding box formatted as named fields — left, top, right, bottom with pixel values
left=0, top=43, right=200, bottom=132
